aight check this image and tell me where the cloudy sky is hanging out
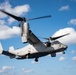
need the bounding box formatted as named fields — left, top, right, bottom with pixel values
left=0, top=0, right=76, bottom=75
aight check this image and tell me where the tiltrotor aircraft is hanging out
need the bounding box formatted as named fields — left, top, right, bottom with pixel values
left=0, top=10, right=68, bottom=62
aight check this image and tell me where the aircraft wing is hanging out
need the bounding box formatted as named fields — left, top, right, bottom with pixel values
left=22, top=30, right=42, bottom=45
left=28, top=31, right=41, bottom=45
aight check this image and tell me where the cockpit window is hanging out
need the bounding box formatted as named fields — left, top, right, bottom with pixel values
left=44, top=42, right=51, bottom=47
left=51, top=41, right=60, bottom=45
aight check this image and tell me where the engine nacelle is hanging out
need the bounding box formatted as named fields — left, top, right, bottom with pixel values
left=21, top=22, right=29, bottom=43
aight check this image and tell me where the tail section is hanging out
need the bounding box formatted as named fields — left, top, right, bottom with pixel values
left=0, top=44, right=16, bottom=59
left=0, top=43, right=3, bottom=54
left=8, top=46, right=15, bottom=54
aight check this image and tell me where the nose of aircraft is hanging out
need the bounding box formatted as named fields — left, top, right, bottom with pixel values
left=64, top=45, right=68, bottom=50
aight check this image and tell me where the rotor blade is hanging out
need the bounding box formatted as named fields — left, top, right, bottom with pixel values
left=42, top=38, right=50, bottom=40
left=27, top=15, right=51, bottom=21
left=51, top=33, right=69, bottom=40
left=0, top=9, right=23, bottom=21
left=43, top=33, right=69, bottom=41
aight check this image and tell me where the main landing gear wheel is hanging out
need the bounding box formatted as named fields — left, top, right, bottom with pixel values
left=35, top=58, right=38, bottom=62
left=63, top=52, right=65, bottom=54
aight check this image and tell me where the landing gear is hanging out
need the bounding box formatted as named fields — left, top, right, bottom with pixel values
left=35, top=58, right=39, bottom=62
left=51, top=53, right=56, bottom=57
left=26, top=53, right=30, bottom=58
left=63, top=51, right=65, bottom=54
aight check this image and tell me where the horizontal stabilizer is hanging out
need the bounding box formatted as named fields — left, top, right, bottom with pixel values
left=0, top=43, right=15, bottom=58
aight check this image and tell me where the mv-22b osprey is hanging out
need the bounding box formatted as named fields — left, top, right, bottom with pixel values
left=0, top=10, right=68, bottom=62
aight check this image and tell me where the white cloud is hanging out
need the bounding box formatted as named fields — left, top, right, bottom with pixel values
left=56, top=52, right=63, bottom=55
left=59, top=5, right=69, bottom=11
left=0, top=1, right=30, bottom=23
left=52, top=27, right=76, bottom=45
left=68, top=19, right=76, bottom=25
left=0, top=20, right=20, bottom=39
left=0, top=1, right=12, bottom=18
left=0, top=66, right=14, bottom=73
left=7, top=18, right=16, bottom=24
left=0, top=20, right=6, bottom=26
left=59, top=56, right=66, bottom=61
left=72, top=56, right=76, bottom=61
left=22, top=68, right=32, bottom=73
left=13, top=4, right=30, bottom=16
left=0, top=25, right=21, bottom=39
left=31, top=60, right=39, bottom=64
left=31, top=61, right=36, bottom=64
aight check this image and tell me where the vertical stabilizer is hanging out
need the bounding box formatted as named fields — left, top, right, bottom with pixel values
left=0, top=43, right=3, bottom=54
left=9, top=46, right=15, bottom=53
